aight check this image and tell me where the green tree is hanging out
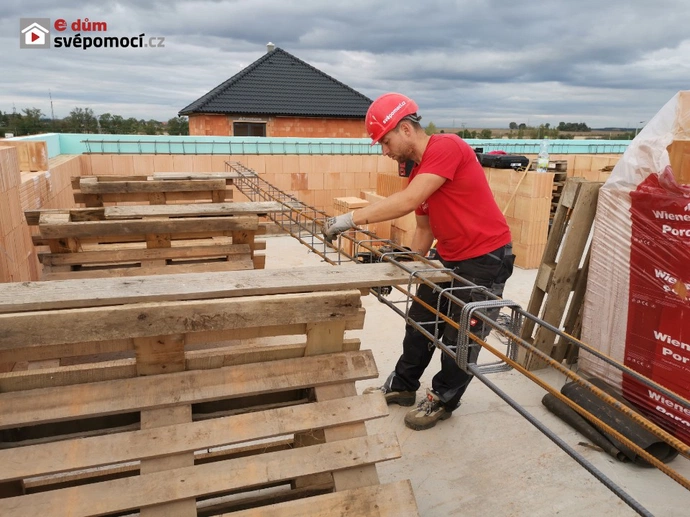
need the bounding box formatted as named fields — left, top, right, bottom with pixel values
left=64, top=107, right=98, bottom=133
left=479, top=129, right=492, bottom=139
left=425, top=121, right=437, bottom=135
left=509, top=122, right=518, bottom=130
left=167, top=116, right=189, bottom=135
left=19, top=108, right=44, bottom=135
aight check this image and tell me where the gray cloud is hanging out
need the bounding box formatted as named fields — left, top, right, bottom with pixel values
left=1, top=0, right=689, bottom=128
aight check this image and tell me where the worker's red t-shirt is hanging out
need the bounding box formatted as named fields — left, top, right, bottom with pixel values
left=411, top=134, right=511, bottom=261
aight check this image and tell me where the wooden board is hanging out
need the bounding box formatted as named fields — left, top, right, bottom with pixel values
left=0, top=394, right=386, bottom=481
left=223, top=480, right=419, bottom=517
left=0, top=434, right=400, bottom=517
left=519, top=179, right=603, bottom=369
left=25, top=202, right=282, bottom=225
left=0, top=350, right=377, bottom=429
left=0, top=290, right=362, bottom=348
left=0, top=262, right=449, bottom=314
left=36, top=213, right=259, bottom=239
left=79, top=177, right=227, bottom=194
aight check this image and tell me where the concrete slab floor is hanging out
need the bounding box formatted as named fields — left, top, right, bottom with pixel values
left=264, top=235, right=690, bottom=516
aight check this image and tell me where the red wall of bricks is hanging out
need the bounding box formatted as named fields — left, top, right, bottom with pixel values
left=188, top=114, right=367, bottom=138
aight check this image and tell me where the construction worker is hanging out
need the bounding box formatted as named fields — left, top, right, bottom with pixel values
left=322, top=92, right=515, bottom=431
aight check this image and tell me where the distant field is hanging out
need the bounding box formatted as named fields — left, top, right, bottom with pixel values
left=436, top=127, right=634, bottom=139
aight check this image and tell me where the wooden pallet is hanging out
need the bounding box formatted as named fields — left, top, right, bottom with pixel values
left=72, top=174, right=240, bottom=206
left=26, top=202, right=282, bottom=278
left=518, top=178, right=604, bottom=370
left=0, top=264, right=426, bottom=516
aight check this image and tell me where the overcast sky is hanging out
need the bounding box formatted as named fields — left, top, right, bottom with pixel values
left=2, top=0, right=689, bottom=129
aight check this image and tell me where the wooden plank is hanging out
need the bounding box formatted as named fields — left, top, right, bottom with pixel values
left=74, top=189, right=234, bottom=204
left=0, top=339, right=364, bottom=392
left=29, top=203, right=282, bottom=225
left=40, top=257, right=255, bottom=280
left=0, top=433, right=400, bottom=517
left=152, top=172, right=241, bottom=180
left=39, top=244, right=252, bottom=266
left=222, top=480, right=419, bottom=517
left=0, top=359, right=137, bottom=392
left=139, top=405, right=196, bottom=517
left=0, top=290, right=361, bottom=349
left=526, top=182, right=602, bottom=369
left=0, top=350, right=378, bottom=429
left=0, top=394, right=387, bottom=482
left=104, top=201, right=283, bottom=219
left=0, top=262, right=449, bottom=314
left=79, top=178, right=227, bottom=194
left=37, top=214, right=259, bottom=239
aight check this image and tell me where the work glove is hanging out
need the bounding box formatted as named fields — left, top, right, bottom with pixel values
left=322, top=212, right=356, bottom=243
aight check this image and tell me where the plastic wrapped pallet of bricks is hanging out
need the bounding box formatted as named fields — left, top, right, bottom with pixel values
left=580, top=90, right=690, bottom=447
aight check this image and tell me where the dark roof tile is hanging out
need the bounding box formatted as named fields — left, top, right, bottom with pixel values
left=179, top=48, right=372, bottom=118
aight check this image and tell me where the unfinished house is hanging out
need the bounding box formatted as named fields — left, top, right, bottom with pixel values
left=179, top=45, right=372, bottom=138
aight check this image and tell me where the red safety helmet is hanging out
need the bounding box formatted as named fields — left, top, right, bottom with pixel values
left=365, top=92, right=419, bottom=144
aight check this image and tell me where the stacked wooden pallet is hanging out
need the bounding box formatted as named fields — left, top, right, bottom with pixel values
left=26, top=201, right=281, bottom=279
left=518, top=178, right=603, bottom=369
left=72, top=173, right=240, bottom=207
left=0, top=263, right=428, bottom=516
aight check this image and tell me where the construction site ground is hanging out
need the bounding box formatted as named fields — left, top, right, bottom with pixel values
left=267, top=233, right=690, bottom=517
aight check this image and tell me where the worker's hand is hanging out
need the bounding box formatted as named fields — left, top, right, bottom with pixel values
left=322, top=212, right=356, bottom=243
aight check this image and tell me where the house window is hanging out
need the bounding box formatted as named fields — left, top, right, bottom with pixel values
left=233, top=122, right=266, bottom=137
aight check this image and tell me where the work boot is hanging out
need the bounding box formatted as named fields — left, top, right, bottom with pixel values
left=362, top=385, right=416, bottom=406
left=404, top=389, right=452, bottom=431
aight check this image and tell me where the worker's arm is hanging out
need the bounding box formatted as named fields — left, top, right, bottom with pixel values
left=351, top=173, right=446, bottom=225
left=410, top=215, right=434, bottom=257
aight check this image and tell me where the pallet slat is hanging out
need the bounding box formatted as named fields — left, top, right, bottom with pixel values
left=0, top=433, right=401, bottom=517
left=0, top=350, right=377, bottom=429
left=0, top=394, right=387, bottom=482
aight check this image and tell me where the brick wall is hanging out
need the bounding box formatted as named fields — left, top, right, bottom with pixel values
left=188, top=114, right=367, bottom=138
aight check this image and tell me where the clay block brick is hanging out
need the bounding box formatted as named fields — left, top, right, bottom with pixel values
left=311, top=155, right=330, bottom=173
left=354, top=172, right=369, bottom=190
left=282, top=155, right=300, bottom=174
left=514, top=196, right=551, bottom=222
left=307, top=171, right=324, bottom=190
left=245, top=155, right=266, bottom=175
left=192, top=155, right=214, bottom=173
left=346, top=155, right=363, bottom=173
left=263, top=155, right=284, bottom=175
left=516, top=172, right=554, bottom=198
left=291, top=173, right=308, bottom=191
left=151, top=154, right=173, bottom=172
left=505, top=217, right=523, bottom=244
left=487, top=168, right=511, bottom=194
left=297, top=155, right=313, bottom=175
left=172, top=154, right=194, bottom=173
left=131, top=155, right=154, bottom=174
left=520, top=219, right=550, bottom=247
left=211, top=155, right=231, bottom=171
left=89, top=154, right=115, bottom=175
left=111, top=154, right=135, bottom=175
left=512, top=242, right=545, bottom=269
left=7, top=188, right=22, bottom=231
left=362, top=155, right=378, bottom=173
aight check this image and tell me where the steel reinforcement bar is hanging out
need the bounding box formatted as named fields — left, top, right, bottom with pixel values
left=228, top=161, right=689, bottom=515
